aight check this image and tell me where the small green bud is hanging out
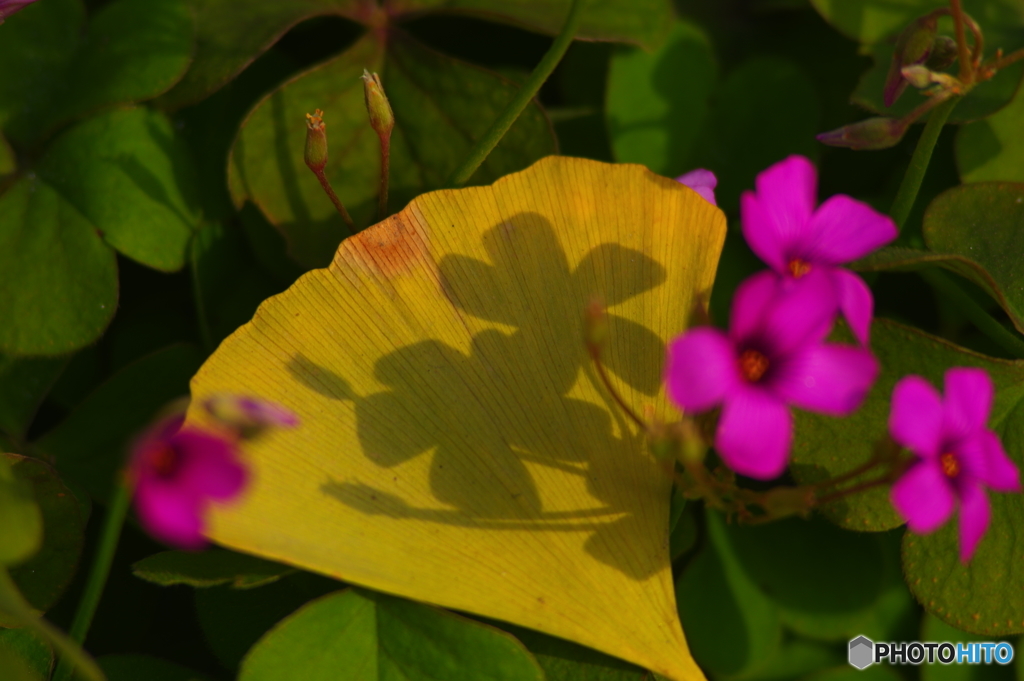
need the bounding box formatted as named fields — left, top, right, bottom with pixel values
left=900, top=64, right=934, bottom=89
left=816, top=117, right=908, bottom=151
left=304, top=109, right=328, bottom=173
left=361, top=70, right=394, bottom=140
left=883, top=14, right=938, bottom=107
left=926, top=36, right=958, bottom=71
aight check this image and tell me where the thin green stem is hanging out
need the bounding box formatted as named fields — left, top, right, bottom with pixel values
left=445, top=0, right=585, bottom=187
left=889, top=96, right=960, bottom=231
left=919, top=268, right=1024, bottom=358
left=0, top=569, right=105, bottom=681
left=53, top=478, right=132, bottom=681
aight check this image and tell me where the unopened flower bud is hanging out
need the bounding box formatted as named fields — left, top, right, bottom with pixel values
left=304, top=109, right=328, bottom=173
left=926, top=36, right=958, bottom=71
left=883, top=14, right=938, bottom=107
left=816, top=117, right=908, bottom=151
left=361, top=70, right=394, bottom=140
left=900, top=64, right=934, bottom=89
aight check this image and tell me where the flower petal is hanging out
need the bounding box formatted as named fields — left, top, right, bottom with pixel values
left=889, top=376, right=943, bottom=457
left=134, top=481, right=207, bottom=550
left=831, top=268, right=874, bottom=345
left=753, top=155, right=818, bottom=241
left=958, top=430, right=1021, bottom=492
left=175, top=430, right=248, bottom=500
left=773, top=343, right=878, bottom=415
left=740, top=193, right=787, bottom=272
left=943, top=368, right=993, bottom=441
left=729, top=270, right=781, bottom=342
left=759, top=269, right=837, bottom=356
left=715, top=386, right=792, bottom=479
left=676, top=169, right=718, bottom=206
left=958, top=480, right=991, bottom=562
left=665, top=328, right=740, bottom=411
left=802, top=194, right=897, bottom=265
left=890, top=461, right=955, bottom=533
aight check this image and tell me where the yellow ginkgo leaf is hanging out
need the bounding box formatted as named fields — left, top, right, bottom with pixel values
left=187, top=156, right=726, bottom=680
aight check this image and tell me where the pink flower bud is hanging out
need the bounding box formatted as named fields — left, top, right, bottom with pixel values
left=816, top=117, right=908, bottom=151
left=883, top=14, right=939, bottom=107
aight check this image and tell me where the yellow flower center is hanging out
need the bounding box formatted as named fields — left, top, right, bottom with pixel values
left=940, top=452, right=960, bottom=478
left=788, top=259, right=813, bottom=279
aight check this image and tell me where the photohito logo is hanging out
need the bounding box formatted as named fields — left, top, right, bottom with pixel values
left=848, top=636, right=1014, bottom=669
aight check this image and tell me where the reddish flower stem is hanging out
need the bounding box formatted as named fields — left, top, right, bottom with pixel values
left=314, top=169, right=357, bottom=236
left=950, top=0, right=974, bottom=84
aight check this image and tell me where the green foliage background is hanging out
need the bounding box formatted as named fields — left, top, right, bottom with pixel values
left=2, top=0, right=1024, bottom=678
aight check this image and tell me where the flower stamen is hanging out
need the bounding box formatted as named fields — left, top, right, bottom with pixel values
left=149, top=443, right=181, bottom=479
left=739, top=349, right=770, bottom=382
left=940, top=452, right=960, bottom=478
left=787, top=259, right=813, bottom=279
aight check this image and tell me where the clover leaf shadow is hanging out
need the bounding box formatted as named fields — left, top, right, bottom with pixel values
left=293, top=211, right=672, bottom=580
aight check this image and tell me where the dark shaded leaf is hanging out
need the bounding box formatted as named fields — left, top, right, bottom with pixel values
left=957, top=87, right=1024, bottom=183
left=4, top=454, right=88, bottom=619
left=0, top=455, right=42, bottom=568
left=1, top=0, right=193, bottom=146
left=228, top=31, right=556, bottom=268
left=34, top=344, right=203, bottom=502
left=0, top=178, right=118, bottom=356
left=132, top=549, right=294, bottom=589
left=159, top=0, right=673, bottom=109
left=0, top=355, right=69, bottom=438
left=98, top=653, right=216, bottom=681
left=923, top=183, right=1024, bottom=334
left=676, top=510, right=781, bottom=678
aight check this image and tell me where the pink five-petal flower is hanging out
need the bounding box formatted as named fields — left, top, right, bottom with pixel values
left=129, top=415, right=248, bottom=550
left=676, top=169, right=718, bottom=206
left=740, top=155, right=897, bottom=345
left=666, top=269, right=879, bottom=479
left=889, top=368, right=1021, bottom=562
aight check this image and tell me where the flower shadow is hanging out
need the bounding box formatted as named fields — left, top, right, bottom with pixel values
left=291, top=212, right=672, bottom=580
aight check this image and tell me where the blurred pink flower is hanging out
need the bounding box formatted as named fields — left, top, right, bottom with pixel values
left=889, top=368, right=1020, bottom=562
left=128, top=415, right=246, bottom=550
left=740, top=155, right=897, bottom=345
left=128, top=396, right=298, bottom=549
left=0, top=0, right=39, bottom=22
left=665, top=270, right=878, bottom=479
left=676, top=168, right=717, bottom=206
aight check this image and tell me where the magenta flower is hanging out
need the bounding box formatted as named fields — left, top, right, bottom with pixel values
left=0, top=0, right=39, bottom=22
left=677, top=169, right=717, bottom=206
left=740, top=156, right=897, bottom=345
left=665, top=270, right=879, bottom=479
left=129, top=415, right=247, bottom=550
left=889, top=369, right=1020, bottom=561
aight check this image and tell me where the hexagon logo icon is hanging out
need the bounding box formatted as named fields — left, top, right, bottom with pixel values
left=849, top=636, right=874, bottom=669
